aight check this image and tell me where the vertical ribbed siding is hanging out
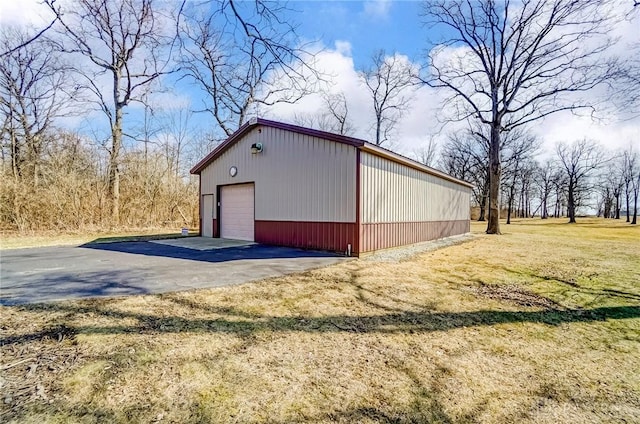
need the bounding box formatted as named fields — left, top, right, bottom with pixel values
left=200, top=126, right=357, bottom=222
left=254, top=221, right=357, bottom=253
left=359, top=151, right=471, bottom=252
left=360, top=152, right=470, bottom=223
left=360, top=221, right=469, bottom=252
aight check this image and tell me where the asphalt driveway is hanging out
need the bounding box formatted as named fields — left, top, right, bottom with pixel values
left=0, top=238, right=347, bottom=305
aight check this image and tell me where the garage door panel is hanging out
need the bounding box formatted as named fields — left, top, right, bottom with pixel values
left=220, top=184, right=254, bottom=241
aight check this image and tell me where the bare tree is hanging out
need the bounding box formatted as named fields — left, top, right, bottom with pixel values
left=622, top=147, right=639, bottom=224
left=442, top=122, right=538, bottom=222
left=321, top=92, right=354, bottom=136
left=535, top=162, right=557, bottom=219
left=556, top=139, right=608, bottom=223
left=440, top=129, right=489, bottom=221
left=622, top=147, right=637, bottom=223
left=0, top=7, right=58, bottom=59
left=613, top=36, right=640, bottom=117
left=422, top=0, right=620, bottom=234
left=288, top=91, right=354, bottom=135
left=596, top=156, right=625, bottom=219
left=46, top=0, right=175, bottom=225
left=157, top=107, right=193, bottom=178
left=597, top=181, right=614, bottom=218
left=360, top=50, right=415, bottom=145
left=500, top=131, right=538, bottom=224
left=0, top=26, right=79, bottom=185
left=515, top=160, right=537, bottom=218
left=179, top=0, right=313, bottom=137
left=412, top=137, right=438, bottom=167
left=551, top=170, right=568, bottom=218
left=632, top=166, right=640, bottom=225
left=290, top=112, right=321, bottom=130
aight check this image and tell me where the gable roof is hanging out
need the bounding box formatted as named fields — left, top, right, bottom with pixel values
left=190, top=118, right=367, bottom=174
left=190, top=118, right=473, bottom=189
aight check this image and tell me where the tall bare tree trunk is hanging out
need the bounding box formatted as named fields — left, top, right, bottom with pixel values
left=478, top=179, right=489, bottom=221
left=109, top=100, right=123, bottom=226
left=506, top=183, right=515, bottom=225
left=487, top=124, right=501, bottom=234
left=567, top=180, right=576, bottom=223
left=633, top=182, right=638, bottom=225
left=10, top=128, right=20, bottom=180
left=626, top=185, right=631, bottom=222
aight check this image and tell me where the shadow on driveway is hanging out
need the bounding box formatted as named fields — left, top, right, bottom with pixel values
left=0, top=242, right=347, bottom=306
left=81, top=241, right=342, bottom=263
left=0, top=270, right=152, bottom=306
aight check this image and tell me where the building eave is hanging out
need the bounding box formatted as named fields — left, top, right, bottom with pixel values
left=190, top=118, right=474, bottom=190
left=360, top=143, right=475, bottom=189
left=190, top=118, right=367, bottom=174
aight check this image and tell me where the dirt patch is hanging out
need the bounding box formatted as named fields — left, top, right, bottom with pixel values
left=473, top=284, right=565, bottom=310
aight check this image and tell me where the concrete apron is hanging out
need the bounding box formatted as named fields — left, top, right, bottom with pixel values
left=150, top=237, right=255, bottom=251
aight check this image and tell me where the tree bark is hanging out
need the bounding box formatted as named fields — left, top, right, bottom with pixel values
left=486, top=124, right=501, bottom=234
left=626, top=184, right=631, bottom=222
left=567, top=180, right=576, bottom=223
left=109, top=100, right=123, bottom=226
left=632, top=198, right=637, bottom=224
left=10, top=128, right=21, bottom=180
left=603, top=194, right=611, bottom=219
left=506, top=182, right=515, bottom=224
left=478, top=179, right=489, bottom=221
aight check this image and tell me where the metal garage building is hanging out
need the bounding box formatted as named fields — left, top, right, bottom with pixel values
left=190, top=118, right=472, bottom=256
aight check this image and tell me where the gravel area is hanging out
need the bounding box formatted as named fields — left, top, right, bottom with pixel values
left=362, top=233, right=476, bottom=262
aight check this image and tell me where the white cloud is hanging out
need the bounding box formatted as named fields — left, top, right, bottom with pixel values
left=363, top=0, right=392, bottom=20
left=4, top=1, right=635, bottom=162
left=264, top=40, right=639, bottom=163
left=535, top=112, right=639, bottom=155
left=514, top=7, right=640, bottom=155
left=264, top=41, right=446, bottom=154
left=0, top=0, right=54, bottom=27
left=334, top=40, right=352, bottom=57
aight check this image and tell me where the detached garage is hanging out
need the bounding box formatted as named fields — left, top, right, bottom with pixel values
left=190, top=118, right=472, bottom=256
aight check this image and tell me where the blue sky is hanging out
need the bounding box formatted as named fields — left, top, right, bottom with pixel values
left=287, top=0, right=426, bottom=68
left=1, top=0, right=638, bottom=158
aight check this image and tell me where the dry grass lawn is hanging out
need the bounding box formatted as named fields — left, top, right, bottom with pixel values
left=1, top=218, right=639, bottom=423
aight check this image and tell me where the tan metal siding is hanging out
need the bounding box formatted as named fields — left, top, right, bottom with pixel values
left=202, top=195, right=214, bottom=237
left=200, top=126, right=357, bottom=222
left=360, top=151, right=471, bottom=223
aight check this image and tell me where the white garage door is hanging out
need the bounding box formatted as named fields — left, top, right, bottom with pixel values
left=220, top=183, right=255, bottom=241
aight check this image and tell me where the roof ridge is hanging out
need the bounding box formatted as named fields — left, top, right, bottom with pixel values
left=189, top=118, right=473, bottom=188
